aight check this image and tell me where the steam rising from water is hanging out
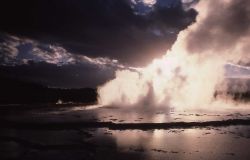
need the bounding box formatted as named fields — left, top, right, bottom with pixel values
left=98, top=0, right=250, bottom=110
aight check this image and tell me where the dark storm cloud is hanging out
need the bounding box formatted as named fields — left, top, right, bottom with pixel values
left=0, top=0, right=197, bottom=66
left=186, top=0, right=250, bottom=63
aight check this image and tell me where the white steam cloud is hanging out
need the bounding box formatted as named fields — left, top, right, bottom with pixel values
left=98, top=0, right=250, bottom=110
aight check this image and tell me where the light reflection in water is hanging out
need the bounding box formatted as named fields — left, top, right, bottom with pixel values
left=92, top=126, right=250, bottom=160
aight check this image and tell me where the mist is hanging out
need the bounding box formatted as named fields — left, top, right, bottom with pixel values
left=98, top=0, right=250, bottom=111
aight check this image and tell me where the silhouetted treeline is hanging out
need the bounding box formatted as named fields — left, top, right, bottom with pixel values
left=0, top=76, right=97, bottom=104
left=214, top=91, right=250, bottom=102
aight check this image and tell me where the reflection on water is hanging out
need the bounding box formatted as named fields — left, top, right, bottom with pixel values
left=91, top=126, right=250, bottom=160
left=1, top=104, right=250, bottom=160
left=2, top=125, right=250, bottom=160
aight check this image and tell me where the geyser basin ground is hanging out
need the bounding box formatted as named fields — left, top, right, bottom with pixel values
left=1, top=104, right=250, bottom=160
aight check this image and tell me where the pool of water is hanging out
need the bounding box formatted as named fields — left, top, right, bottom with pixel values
left=1, top=104, right=250, bottom=160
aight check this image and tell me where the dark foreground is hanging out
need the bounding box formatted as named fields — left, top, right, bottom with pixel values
left=1, top=104, right=250, bottom=160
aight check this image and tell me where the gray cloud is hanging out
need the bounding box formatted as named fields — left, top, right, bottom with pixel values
left=185, top=0, right=250, bottom=64
left=0, top=33, right=131, bottom=70
left=0, top=0, right=198, bottom=66
left=0, top=34, right=22, bottom=64
left=0, top=33, right=136, bottom=88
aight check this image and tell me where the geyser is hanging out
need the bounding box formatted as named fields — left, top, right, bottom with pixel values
left=98, top=0, right=250, bottom=110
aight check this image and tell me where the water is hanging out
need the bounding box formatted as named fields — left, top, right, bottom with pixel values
left=1, top=104, right=250, bottom=160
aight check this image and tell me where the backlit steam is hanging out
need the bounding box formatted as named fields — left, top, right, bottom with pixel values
left=98, top=0, right=250, bottom=110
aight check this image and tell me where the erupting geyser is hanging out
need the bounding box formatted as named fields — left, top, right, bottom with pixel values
left=98, top=0, right=250, bottom=110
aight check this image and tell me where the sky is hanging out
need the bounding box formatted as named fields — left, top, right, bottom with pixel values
left=0, top=0, right=199, bottom=88
left=0, top=0, right=250, bottom=88
left=0, top=0, right=249, bottom=88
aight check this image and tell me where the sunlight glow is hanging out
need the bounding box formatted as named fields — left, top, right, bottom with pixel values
left=142, top=0, right=157, bottom=6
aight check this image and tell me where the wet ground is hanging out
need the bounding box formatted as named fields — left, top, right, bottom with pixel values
left=1, top=104, right=250, bottom=160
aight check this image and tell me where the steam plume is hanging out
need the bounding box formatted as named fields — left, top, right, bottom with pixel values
left=98, top=0, right=250, bottom=110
